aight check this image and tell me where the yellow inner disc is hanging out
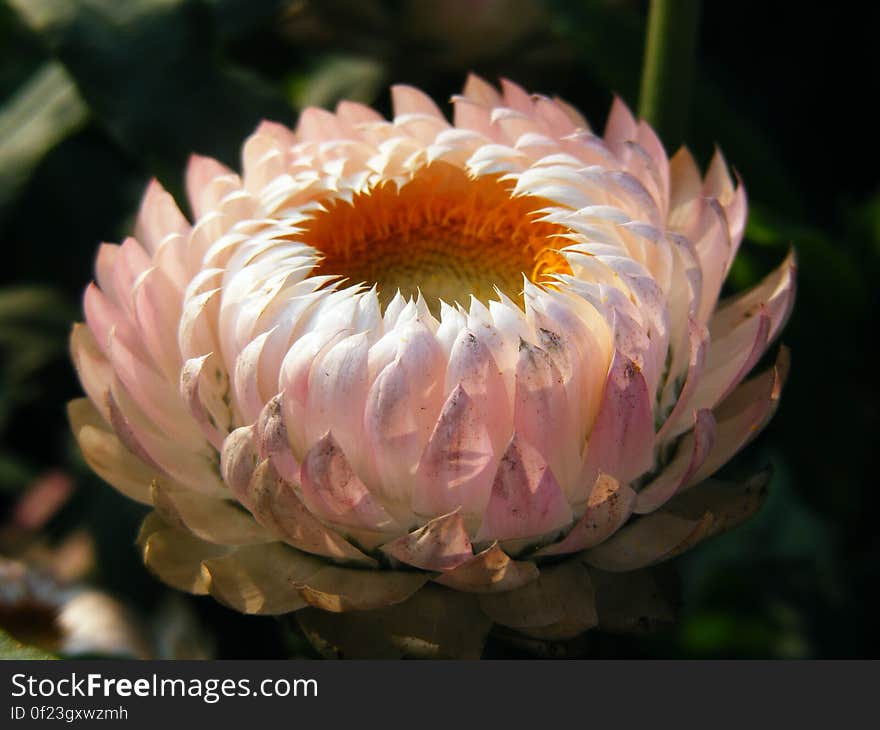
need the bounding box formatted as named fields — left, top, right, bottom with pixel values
left=301, top=163, right=572, bottom=309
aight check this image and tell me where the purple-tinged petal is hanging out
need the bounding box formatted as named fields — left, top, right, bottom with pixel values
left=514, top=340, right=580, bottom=489
left=685, top=347, right=789, bottom=487
left=657, top=318, right=709, bottom=441
left=534, top=475, right=636, bottom=556
left=636, top=409, right=716, bottom=514
left=583, top=350, right=655, bottom=484
left=239, top=458, right=376, bottom=566
left=412, top=385, right=497, bottom=521
left=300, top=432, right=398, bottom=532
left=474, top=434, right=572, bottom=542
left=444, top=328, right=512, bottom=454
left=255, top=394, right=300, bottom=484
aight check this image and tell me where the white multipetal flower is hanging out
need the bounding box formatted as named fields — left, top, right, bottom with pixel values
left=70, top=76, right=794, bottom=654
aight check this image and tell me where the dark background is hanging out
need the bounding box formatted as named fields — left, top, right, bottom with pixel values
left=0, top=0, right=877, bottom=658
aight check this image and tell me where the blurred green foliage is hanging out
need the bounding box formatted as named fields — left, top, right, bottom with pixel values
left=0, top=628, right=57, bottom=659
left=0, top=0, right=876, bottom=658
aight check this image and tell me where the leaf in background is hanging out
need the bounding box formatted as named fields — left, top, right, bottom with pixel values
left=547, top=0, right=645, bottom=104
left=0, top=286, right=72, bottom=378
left=0, top=451, right=33, bottom=494
left=288, top=54, right=385, bottom=110
left=9, top=0, right=292, bottom=191
left=738, top=202, right=869, bottom=309
left=0, top=286, right=74, bottom=432
left=548, top=0, right=803, bottom=215
left=0, top=62, right=88, bottom=223
left=0, top=628, right=58, bottom=659
left=0, top=0, right=48, bottom=98
left=672, top=457, right=835, bottom=658
left=205, top=0, right=290, bottom=41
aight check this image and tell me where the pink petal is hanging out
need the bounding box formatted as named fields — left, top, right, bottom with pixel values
left=255, top=394, right=300, bottom=484
left=636, top=409, right=716, bottom=514
left=686, top=348, right=789, bottom=487
left=305, top=332, right=370, bottom=460
left=636, top=120, right=670, bottom=209
left=391, top=84, right=445, bottom=119
left=668, top=147, right=702, bottom=212
left=444, top=328, right=511, bottom=454
left=185, top=154, right=234, bottom=220
left=534, top=97, right=580, bottom=137
left=242, top=458, right=375, bottom=566
left=296, top=107, right=351, bottom=143
left=474, top=433, right=573, bottom=543
left=691, top=308, right=771, bottom=412
left=551, top=95, right=589, bottom=130
left=180, top=353, right=231, bottom=451
left=461, top=73, right=502, bottom=106
left=513, top=340, right=579, bottom=489
left=603, top=96, right=638, bottom=158
left=583, top=350, right=655, bottom=484
left=111, top=237, right=152, bottom=317
left=434, top=542, right=539, bottom=593
left=452, top=97, right=495, bottom=139
left=233, top=330, right=273, bottom=426
left=335, top=100, right=384, bottom=125
left=380, top=510, right=473, bottom=571
left=93, top=243, right=119, bottom=299
left=134, top=179, right=190, bottom=256
left=363, top=322, right=446, bottom=507
left=697, top=199, right=733, bottom=323
left=280, top=329, right=351, bottom=458
left=178, top=286, right=222, bottom=361
left=657, top=318, right=709, bottom=441
left=412, top=385, right=497, bottom=520
left=132, top=265, right=182, bottom=383
left=300, top=432, right=397, bottom=532
left=106, top=329, right=198, bottom=446
left=500, top=78, right=534, bottom=115
left=70, top=323, right=113, bottom=423
left=535, top=475, right=636, bottom=556
left=220, top=425, right=259, bottom=499
left=242, top=132, right=286, bottom=194
left=255, top=119, right=296, bottom=148
left=711, top=250, right=796, bottom=343
left=107, top=381, right=224, bottom=496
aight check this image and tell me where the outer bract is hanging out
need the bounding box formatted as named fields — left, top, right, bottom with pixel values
left=69, top=76, right=794, bottom=658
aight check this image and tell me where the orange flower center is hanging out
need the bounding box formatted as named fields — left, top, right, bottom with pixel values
left=301, top=163, right=572, bottom=310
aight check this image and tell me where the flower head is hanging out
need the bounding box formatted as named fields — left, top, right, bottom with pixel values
left=70, top=76, right=794, bottom=654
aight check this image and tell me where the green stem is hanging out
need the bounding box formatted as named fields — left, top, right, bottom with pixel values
left=638, top=0, right=701, bottom=150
